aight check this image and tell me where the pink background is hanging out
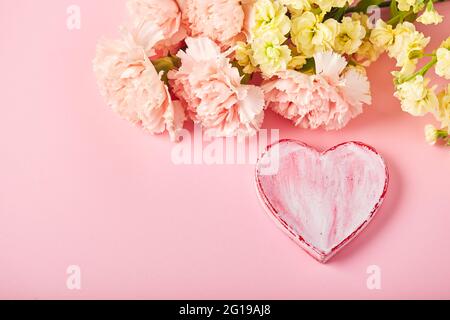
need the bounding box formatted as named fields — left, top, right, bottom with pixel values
left=1, top=0, right=450, bottom=300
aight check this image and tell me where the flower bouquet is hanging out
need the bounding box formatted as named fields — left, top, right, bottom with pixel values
left=94, top=0, right=450, bottom=145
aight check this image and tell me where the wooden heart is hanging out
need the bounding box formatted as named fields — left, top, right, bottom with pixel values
left=256, top=140, right=389, bottom=263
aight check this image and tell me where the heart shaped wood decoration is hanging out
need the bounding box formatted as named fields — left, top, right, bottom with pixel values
left=255, top=140, right=389, bottom=263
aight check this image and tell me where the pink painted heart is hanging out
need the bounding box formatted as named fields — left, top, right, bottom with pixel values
left=255, top=140, right=389, bottom=263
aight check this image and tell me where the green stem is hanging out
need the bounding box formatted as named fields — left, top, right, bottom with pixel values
left=346, top=0, right=448, bottom=15
left=437, top=129, right=449, bottom=138
left=398, top=55, right=438, bottom=84
left=378, top=1, right=393, bottom=8
left=345, top=1, right=390, bottom=14
left=387, top=10, right=414, bottom=25
left=437, top=130, right=450, bottom=145
left=418, top=56, right=438, bottom=76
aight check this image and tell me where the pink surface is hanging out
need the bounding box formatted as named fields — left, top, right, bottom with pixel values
left=256, top=141, right=388, bottom=263
left=1, top=0, right=450, bottom=299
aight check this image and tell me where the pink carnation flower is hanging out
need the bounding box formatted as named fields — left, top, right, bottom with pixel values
left=127, top=0, right=187, bottom=56
left=169, top=37, right=265, bottom=137
left=262, top=52, right=371, bottom=130
left=241, top=0, right=257, bottom=40
left=177, top=0, right=245, bottom=48
left=93, top=24, right=186, bottom=141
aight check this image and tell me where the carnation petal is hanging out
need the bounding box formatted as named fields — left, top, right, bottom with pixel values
left=127, top=0, right=187, bottom=56
left=169, top=37, right=265, bottom=137
left=94, top=29, right=185, bottom=141
left=341, top=69, right=372, bottom=107
left=179, top=0, right=245, bottom=48
left=314, top=51, right=348, bottom=84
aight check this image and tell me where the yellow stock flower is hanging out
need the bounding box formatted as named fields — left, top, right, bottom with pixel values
left=279, top=0, right=311, bottom=15
left=313, top=0, right=350, bottom=13
left=394, top=75, right=439, bottom=116
left=291, top=12, right=339, bottom=57
left=388, top=22, right=430, bottom=69
left=435, top=48, right=450, bottom=80
left=235, top=42, right=257, bottom=74
left=252, top=31, right=292, bottom=77
left=417, top=1, right=444, bottom=25
left=394, top=21, right=416, bottom=36
left=351, top=12, right=371, bottom=32
left=397, top=0, right=416, bottom=11
left=424, top=124, right=439, bottom=145
left=397, top=0, right=424, bottom=12
left=441, top=37, right=450, bottom=50
left=355, top=40, right=384, bottom=66
left=348, top=13, right=378, bottom=66
left=370, top=20, right=395, bottom=49
left=288, top=55, right=307, bottom=70
left=437, top=85, right=450, bottom=133
left=335, top=16, right=366, bottom=55
left=253, top=0, right=291, bottom=37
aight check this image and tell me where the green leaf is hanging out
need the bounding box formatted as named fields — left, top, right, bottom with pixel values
left=337, top=5, right=348, bottom=19
left=324, top=8, right=341, bottom=21
left=390, top=0, right=399, bottom=18
left=387, top=8, right=415, bottom=26
left=403, top=12, right=418, bottom=22
left=231, top=60, right=252, bottom=84
left=354, top=0, right=384, bottom=13
left=152, top=56, right=181, bottom=84
left=408, top=50, right=424, bottom=60
left=241, top=73, right=252, bottom=85
left=300, top=58, right=316, bottom=75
